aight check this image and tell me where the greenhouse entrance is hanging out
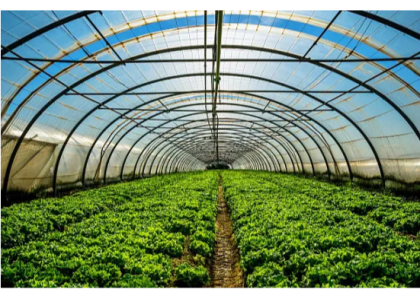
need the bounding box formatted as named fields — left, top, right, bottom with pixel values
left=206, top=161, right=231, bottom=170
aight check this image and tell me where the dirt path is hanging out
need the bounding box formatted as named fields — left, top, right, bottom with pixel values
left=211, top=175, right=244, bottom=288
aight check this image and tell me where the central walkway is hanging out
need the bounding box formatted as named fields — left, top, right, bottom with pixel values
left=211, top=175, right=244, bottom=288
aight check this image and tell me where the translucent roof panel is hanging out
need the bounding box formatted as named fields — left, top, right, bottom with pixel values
left=1, top=10, right=420, bottom=195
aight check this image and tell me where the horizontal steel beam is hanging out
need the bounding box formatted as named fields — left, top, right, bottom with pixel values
left=1, top=11, right=100, bottom=56
left=4, top=56, right=420, bottom=64
left=349, top=10, right=420, bottom=41
left=104, top=108, right=332, bottom=113
left=66, top=90, right=371, bottom=95
left=140, top=118, right=290, bottom=123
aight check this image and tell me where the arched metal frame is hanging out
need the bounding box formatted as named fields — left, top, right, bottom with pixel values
left=106, top=102, right=340, bottom=182
left=151, top=125, right=289, bottom=176
left=143, top=128, right=285, bottom=173
left=112, top=108, right=315, bottom=185
left=116, top=110, right=301, bottom=184
left=136, top=120, right=296, bottom=176
left=56, top=69, right=368, bottom=189
left=87, top=91, right=325, bottom=184
left=142, top=130, right=283, bottom=176
left=2, top=10, right=419, bottom=196
left=233, top=153, right=261, bottom=171
left=155, top=136, right=276, bottom=173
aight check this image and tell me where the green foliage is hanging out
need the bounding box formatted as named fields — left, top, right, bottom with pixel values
left=222, top=170, right=420, bottom=288
left=247, top=262, right=290, bottom=287
left=112, top=274, right=157, bottom=288
left=4, top=170, right=418, bottom=288
left=72, top=263, right=122, bottom=287
left=1, top=172, right=218, bottom=288
left=191, top=229, right=216, bottom=248
left=175, top=263, right=210, bottom=287
left=189, top=240, right=212, bottom=257
left=193, top=255, right=206, bottom=266
left=125, top=254, right=172, bottom=286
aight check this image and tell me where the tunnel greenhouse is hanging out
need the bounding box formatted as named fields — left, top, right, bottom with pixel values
left=1, top=10, right=420, bottom=289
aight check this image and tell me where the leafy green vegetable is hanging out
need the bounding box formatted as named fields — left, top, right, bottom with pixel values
left=1, top=172, right=218, bottom=288
left=175, top=263, right=210, bottom=287
left=222, top=170, right=420, bottom=288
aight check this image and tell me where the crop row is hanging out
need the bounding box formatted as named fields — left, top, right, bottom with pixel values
left=225, top=171, right=420, bottom=237
left=2, top=172, right=211, bottom=249
left=1, top=172, right=219, bottom=287
left=222, top=171, right=420, bottom=287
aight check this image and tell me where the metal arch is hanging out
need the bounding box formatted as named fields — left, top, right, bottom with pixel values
left=92, top=77, right=352, bottom=175
left=112, top=104, right=329, bottom=185
left=157, top=136, right=276, bottom=174
left=141, top=123, right=289, bottom=176
left=158, top=141, right=212, bottom=175
left=82, top=109, right=299, bottom=188
left=120, top=110, right=309, bottom=184
left=4, top=47, right=396, bottom=195
left=7, top=41, right=409, bottom=194
left=179, top=156, right=203, bottom=172
left=172, top=153, right=191, bottom=173
left=164, top=147, right=218, bottom=173
left=157, top=139, right=214, bottom=175
left=5, top=20, right=419, bottom=192
left=233, top=154, right=256, bottom=171
left=349, top=11, right=420, bottom=41
left=162, top=135, right=264, bottom=173
left=7, top=42, right=418, bottom=143
left=173, top=135, right=280, bottom=171
left=150, top=127, right=287, bottom=173
left=169, top=153, right=191, bottom=174
left=108, top=103, right=328, bottom=186
left=188, top=159, right=204, bottom=172
left=48, top=68, right=359, bottom=191
left=144, top=131, right=282, bottom=176
left=129, top=116, right=295, bottom=181
left=158, top=145, right=197, bottom=175
left=171, top=152, right=203, bottom=174
left=231, top=45, right=420, bottom=150
left=1, top=11, right=101, bottom=56
left=126, top=117, right=205, bottom=181
left=117, top=111, right=303, bottom=182
left=3, top=39, right=415, bottom=166
left=154, top=124, right=289, bottom=175
left=4, top=41, right=418, bottom=159
left=240, top=154, right=260, bottom=170
left=233, top=153, right=258, bottom=170
left=244, top=152, right=264, bottom=170
left=232, top=157, right=248, bottom=170
left=159, top=146, right=190, bottom=175
left=72, top=74, right=360, bottom=190
left=169, top=152, right=201, bottom=173
left=185, top=155, right=206, bottom=171
left=131, top=116, right=294, bottom=180
left=3, top=11, right=417, bottom=64
left=166, top=151, right=190, bottom=174
left=55, top=83, right=316, bottom=190
left=231, top=152, right=261, bottom=170
left=146, top=136, right=269, bottom=176
left=233, top=156, right=252, bottom=169
left=160, top=137, right=272, bottom=175
left=48, top=57, right=393, bottom=190
left=110, top=100, right=330, bottom=183
left=166, top=149, right=204, bottom=174
left=43, top=67, right=321, bottom=179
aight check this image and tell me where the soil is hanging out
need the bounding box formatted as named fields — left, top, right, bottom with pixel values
left=210, top=175, right=245, bottom=288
